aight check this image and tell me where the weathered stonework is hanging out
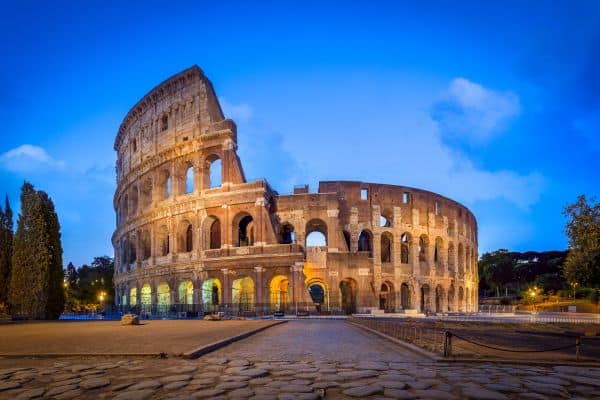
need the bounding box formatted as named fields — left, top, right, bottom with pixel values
left=112, top=65, right=479, bottom=315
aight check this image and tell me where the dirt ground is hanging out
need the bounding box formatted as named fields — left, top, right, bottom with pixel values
left=0, top=320, right=278, bottom=356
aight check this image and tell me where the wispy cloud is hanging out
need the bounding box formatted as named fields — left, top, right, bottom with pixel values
left=0, top=144, right=66, bottom=173
left=431, top=78, right=520, bottom=144
left=219, top=97, right=253, bottom=122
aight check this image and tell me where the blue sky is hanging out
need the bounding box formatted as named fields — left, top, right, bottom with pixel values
left=0, top=1, right=598, bottom=266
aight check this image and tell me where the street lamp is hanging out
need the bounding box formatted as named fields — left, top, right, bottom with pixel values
left=529, top=288, right=537, bottom=312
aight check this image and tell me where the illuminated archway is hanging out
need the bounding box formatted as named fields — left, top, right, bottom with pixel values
left=141, top=284, right=151, bottom=313
left=269, top=275, right=289, bottom=312
left=202, top=278, right=222, bottom=311
left=129, top=287, right=137, bottom=306
left=157, top=283, right=170, bottom=313
left=232, top=276, right=255, bottom=313
left=178, top=280, right=194, bottom=305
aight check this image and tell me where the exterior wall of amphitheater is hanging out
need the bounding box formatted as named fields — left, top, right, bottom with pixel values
left=112, top=66, right=479, bottom=315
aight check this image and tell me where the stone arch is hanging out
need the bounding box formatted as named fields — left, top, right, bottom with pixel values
left=458, top=243, right=465, bottom=276
left=419, top=234, right=429, bottom=262
left=305, top=218, right=328, bottom=247
left=269, top=275, right=289, bottom=312
left=122, top=194, right=129, bottom=222
left=448, top=284, right=455, bottom=312
left=178, top=280, right=194, bottom=306
left=307, top=279, right=328, bottom=313
left=420, top=284, right=431, bottom=313
left=232, top=276, right=255, bottom=313
left=129, top=287, right=137, bottom=306
left=130, top=186, right=139, bottom=215
left=448, top=242, right=456, bottom=275
left=184, top=162, right=195, bottom=194
left=381, top=232, right=392, bottom=263
left=158, top=169, right=172, bottom=200
left=358, top=230, right=373, bottom=257
left=400, top=282, right=412, bottom=309
left=435, top=284, right=444, bottom=313
left=141, top=283, right=152, bottom=313
left=339, top=278, right=358, bottom=314
left=205, top=154, right=222, bottom=188
left=233, top=212, right=254, bottom=247
left=401, top=232, right=411, bottom=264
left=140, top=176, right=153, bottom=210
left=434, top=237, right=443, bottom=263
left=280, top=222, right=295, bottom=244
left=202, top=278, right=222, bottom=311
left=141, top=229, right=151, bottom=260
left=465, top=287, right=471, bottom=312
left=379, top=281, right=395, bottom=312
left=202, top=215, right=221, bottom=250
left=458, top=286, right=464, bottom=312
left=178, top=220, right=194, bottom=253
left=157, top=282, right=170, bottom=313
left=156, top=225, right=169, bottom=256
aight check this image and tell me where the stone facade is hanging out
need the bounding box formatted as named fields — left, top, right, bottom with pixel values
left=112, top=65, right=479, bottom=315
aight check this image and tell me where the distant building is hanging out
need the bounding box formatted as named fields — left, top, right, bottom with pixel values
left=112, top=66, right=479, bottom=315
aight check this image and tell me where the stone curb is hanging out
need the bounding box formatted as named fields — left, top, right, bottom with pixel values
left=347, top=320, right=441, bottom=361
left=183, top=320, right=287, bottom=359
left=349, top=321, right=600, bottom=367
left=0, top=352, right=165, bottom=358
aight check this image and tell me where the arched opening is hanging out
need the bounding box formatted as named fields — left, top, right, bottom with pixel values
left=307, top=280, right=327, bottom=313
left=448, top=242, right=456, bottom=275
left=185, top=164, right=194, bottom=194
left=421, top=284, right=431, bottom=313
left=380, top=214, right=391, bottom=227
left=419, top=235, right=428, bottom=262
left=305, top=219, right=328, bottom=247
left=435, top=285, right=443, bottom=313
left=401, top=233, right=410, bottom=264
left=358, top=230, right=373, bottom=257
left=178, top=221, right=193, bottom=253
left=140, top=177, right=152, bottom=210
left=141, top=284, right=151, bottom=313
left=434, top=237, right=443, bottom=263
left=127, top=237, right=137, bottom=264
left=210, top=219, right=221, bottom=249
left=130, top=186, right=138, bottom=215
left=465, top=287, right=470, bottom=312
left=205, top=155, right=222, bottom=188
left=379, top=281, right=394, bottom=312
left=122, top=195, right=129, bottom=221
left=466, top=247, right=472, bottom=274
left=458, top=243, right=465, bottom=276
left=232, top=276, right=255, bottom=313
left=157, top=283, right=170, bottom=314
left=269, top=275, right=289, bottom=312
left=458, top=286, right=464, bottom=312
left=343, top=230, right=351, bottom=252
left=280, top=223, right=295, bottom=244
left=339, top=278, right=357, bottom=314
left=161, top=115, right=168, bottom=131
left=141, top=230, right=151, bottom=260
left=448, top=285, right=455, bottom=312
left=202, top=278, right=221, bottom=311
left=381, top=233, right=392, bottom=263
left=400, top=283, right=411, bottom=309
left=238, top=215, right=254, bottom=247
left=129, top=287, right=137, bottom=306
left=158, top=170, right=171, bottom=200
left=157, top=225, right=169, bottom=256
left=178, top=280, right=194, bottom=306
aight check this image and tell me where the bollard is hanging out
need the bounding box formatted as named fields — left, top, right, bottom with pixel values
left=576, top=338, right=580, bottom=361
left=443, top=331, right=453, bottom=357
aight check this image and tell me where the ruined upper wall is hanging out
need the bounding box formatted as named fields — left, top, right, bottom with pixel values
left=114, top=66, right=234, bottom=182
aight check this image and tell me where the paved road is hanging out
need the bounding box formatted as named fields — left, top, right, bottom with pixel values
left=209, top=320, right=426, bottom=362
left=1, top=320, right=600, bottom=399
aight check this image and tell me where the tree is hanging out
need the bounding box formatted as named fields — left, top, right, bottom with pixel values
left=0, top=196, right=13, bottom=306
left=563, top=195, right=600, bottom=288
left=40, top=191, right=65, bottom=319
left=8, top=182, right=65, bottom=319
left=479, top=249, right=514, bottom=296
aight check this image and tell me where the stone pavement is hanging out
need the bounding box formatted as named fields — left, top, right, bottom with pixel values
left=0, top=320, right=599, bottom=399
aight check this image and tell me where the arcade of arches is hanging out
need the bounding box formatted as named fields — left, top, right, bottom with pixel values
left=113, top=66, right=479, bottom=315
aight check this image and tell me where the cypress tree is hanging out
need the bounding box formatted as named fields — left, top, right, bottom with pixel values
left=0, top=196, right=13, bottom=306
left=9, top=182, right=48, bottom=319
left=40, top=191, right=65, bottom=319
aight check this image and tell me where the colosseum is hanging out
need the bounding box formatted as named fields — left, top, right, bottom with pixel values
left=112, top=65, right=479, bottom=316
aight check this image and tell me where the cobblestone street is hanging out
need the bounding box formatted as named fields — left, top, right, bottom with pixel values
left=1, top=320, right=599, bottom=399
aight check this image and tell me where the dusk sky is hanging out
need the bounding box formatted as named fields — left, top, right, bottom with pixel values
left=0, top=1, right=598, bottom=266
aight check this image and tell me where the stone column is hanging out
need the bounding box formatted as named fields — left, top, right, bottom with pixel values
left=255, top=198, right=265, bottom=246
left=221, top=268, right=231, bottom=309
left=291, top=263, right=304, bottom=314
left=254, top=266, right=264, bottom=314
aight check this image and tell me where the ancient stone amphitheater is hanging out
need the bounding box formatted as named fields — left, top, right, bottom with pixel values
left=113, top=66, right=478, bottom=316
